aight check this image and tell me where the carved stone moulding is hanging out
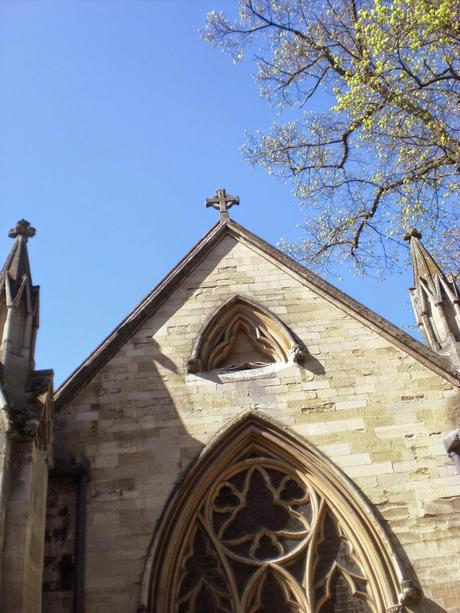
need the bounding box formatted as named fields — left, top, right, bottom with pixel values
left=186, top=296, right=307, bottom=374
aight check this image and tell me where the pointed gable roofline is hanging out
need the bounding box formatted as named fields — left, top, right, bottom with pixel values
left=55, top=220, right=460, bottom=411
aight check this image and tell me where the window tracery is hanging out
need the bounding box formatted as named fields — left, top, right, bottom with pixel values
left=186, top=296, right=307, bottom=374
left=142, top=415, right=417, bottom=612
left=174, top=455, right=373, bottom=613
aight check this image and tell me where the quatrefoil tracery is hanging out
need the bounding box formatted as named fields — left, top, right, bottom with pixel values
left=209, top=461, right=313, bottom=565
left=175, top=456, right=374, bottom=612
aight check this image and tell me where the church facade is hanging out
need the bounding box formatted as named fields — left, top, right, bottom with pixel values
left=0, top=197, right=459, bottom=612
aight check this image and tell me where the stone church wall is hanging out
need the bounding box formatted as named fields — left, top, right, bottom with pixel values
left=0, top=430, right=9, bottom=578
left=3, top=442, right=48, bottom=612
left=42, top=474, right=77, bottom=612
left=48, top=235, right=460, bottom=612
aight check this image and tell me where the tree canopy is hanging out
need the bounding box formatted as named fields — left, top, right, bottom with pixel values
left=204, top=0, right=460, bottom=276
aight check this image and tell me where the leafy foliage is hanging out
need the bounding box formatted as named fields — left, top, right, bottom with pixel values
left=204, top=0, right=460, bottom=276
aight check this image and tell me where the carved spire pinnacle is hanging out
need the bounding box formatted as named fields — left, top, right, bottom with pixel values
left=403, top=227, right=422, bottom=241
left=405, top=227, right=460, bottom=367
left=8, top=219, right=36, bottom=240
left=0, top=220, right=40, bottom=407
left=1, top=222, right=35, bottom=288
left=206, top=188, right=239, bottom=221
left=404, top=227, right=445, bottom=300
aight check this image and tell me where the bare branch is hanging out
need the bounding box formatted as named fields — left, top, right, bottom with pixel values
left=205, top=0, right=460, bottom=276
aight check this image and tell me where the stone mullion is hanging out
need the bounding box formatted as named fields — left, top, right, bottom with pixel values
left=198, top=514, right=242, bottom=613
left=305, top=498, right=326, bottom=613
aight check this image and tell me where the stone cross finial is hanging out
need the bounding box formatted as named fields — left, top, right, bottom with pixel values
left=206, top=188, right=239, bottom=221
left=403, top=227, right=422, bottom=241
left=8, top=219, right=36, bottom=240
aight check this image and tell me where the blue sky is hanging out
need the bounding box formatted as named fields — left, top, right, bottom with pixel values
left=0, top=0, right=416, bottom=385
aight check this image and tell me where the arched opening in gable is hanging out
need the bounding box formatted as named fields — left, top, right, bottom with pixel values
left=186, top=296, right=306, bottom=373
left=140, top=414, right=418, bottom=612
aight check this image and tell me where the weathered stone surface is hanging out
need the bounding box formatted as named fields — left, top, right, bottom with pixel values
left=2, top=442, right=49, bottom=613
left=48, top=235, right=460, bottom=612
left=42, top=475, right=77, bottom=613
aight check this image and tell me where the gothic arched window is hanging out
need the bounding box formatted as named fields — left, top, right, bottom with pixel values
left=186, top=296, right=306, bottom=374
left=141, top=414, right=415, bottom=612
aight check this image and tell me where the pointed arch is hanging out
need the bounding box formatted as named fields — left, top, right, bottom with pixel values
left=186, top=296, right=306, bottom=373
left=242, top=564, right=309, bottom=612
left=140, top=413, right=419, bottom=612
